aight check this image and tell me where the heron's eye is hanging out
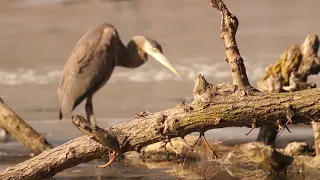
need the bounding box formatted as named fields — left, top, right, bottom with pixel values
left=152, top=47, right=158, bottom=52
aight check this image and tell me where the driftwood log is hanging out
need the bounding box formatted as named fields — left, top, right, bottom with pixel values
left=0, top=98, right=53, bottom=153
left=0, top=0, right=319, bottom=179
left=1, top=83, right=319, bottom=179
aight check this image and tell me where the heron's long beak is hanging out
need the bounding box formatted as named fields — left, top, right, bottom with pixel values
left=148, top=51, right=180, bottom=76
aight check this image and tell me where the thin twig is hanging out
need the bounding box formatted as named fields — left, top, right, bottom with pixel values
left=200, top=132, right=220, bottom=179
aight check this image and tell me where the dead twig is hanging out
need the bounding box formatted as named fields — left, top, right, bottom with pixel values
left=246, top=119, right=257, bottom=136
left=200, top=132, right=220, bottom=179
left=276, top=119, right=292, bottom=137
left=135, top=110, right=152, bottom=118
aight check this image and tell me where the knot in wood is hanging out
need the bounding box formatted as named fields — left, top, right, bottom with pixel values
left=193, top=74, right=215, bottom=104
left=177, top=101, right=186, bottom=107
left=162, top=118, right=179, bottom=136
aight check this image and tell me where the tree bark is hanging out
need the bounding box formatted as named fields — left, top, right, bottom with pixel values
left=0, top=98, right=53, bottom=153
left=0, top=0, right=319, bottom=179
left=0, top=79, right=319, bottom=179
left=210, top=0, right=253, bottom=89
left=257, top=34, right=319, bottom=93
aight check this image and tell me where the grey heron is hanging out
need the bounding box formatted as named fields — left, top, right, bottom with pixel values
left=58, top=23, right=180, bottom=126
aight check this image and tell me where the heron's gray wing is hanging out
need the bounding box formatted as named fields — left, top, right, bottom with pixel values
left=58, top=24, right=116, bottom=119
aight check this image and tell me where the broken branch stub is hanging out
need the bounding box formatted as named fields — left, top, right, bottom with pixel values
left=72, top=115, right=121, bottom=154
left=257, top=34, right=319, bottom=93
left=210, top=0, right=252, bottom=89
left=298, top=33, right=320, bottom=80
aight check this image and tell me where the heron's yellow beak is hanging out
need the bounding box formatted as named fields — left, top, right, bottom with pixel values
left=148, top=51, right=180, bottom=77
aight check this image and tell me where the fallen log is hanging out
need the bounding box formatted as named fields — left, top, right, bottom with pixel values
left=0, top=55, right=319, bottom=180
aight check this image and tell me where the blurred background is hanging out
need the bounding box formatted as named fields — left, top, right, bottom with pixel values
left=0, top=0, right=319, bottom=122
left=0, top=0, right=319, bottom=179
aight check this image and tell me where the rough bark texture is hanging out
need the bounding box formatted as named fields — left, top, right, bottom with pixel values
left=0, top=136, right=109, bottom=180
left=257, top=34, right=319, bottom=93
left=0, top=0, right=319, bottom=179
left=312, top=122, right=320, bottom=156
left=210, top=0, right=252, bottom=89
left=1, top=80, right=319, bottom=179
left=0, top=98, right=53, bottom=153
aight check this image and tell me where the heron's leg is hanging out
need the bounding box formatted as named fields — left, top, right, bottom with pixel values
left=85, top=94, right=97, bottom=125
left=95, top=151, right=116, bottom=168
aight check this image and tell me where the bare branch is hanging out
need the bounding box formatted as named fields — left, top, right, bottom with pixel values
left=210, top=0, right=252, bottom=89
left=0, top=98, right=53, bottom=153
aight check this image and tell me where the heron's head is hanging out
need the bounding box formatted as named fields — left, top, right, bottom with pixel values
left=132, top=36, right=180, bottom=76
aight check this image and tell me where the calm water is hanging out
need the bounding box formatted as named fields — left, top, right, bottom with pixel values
left=0, top=0, right=319, bottom=179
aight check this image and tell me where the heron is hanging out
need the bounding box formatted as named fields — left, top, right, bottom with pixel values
left=58, top=23, right=180, bottom=125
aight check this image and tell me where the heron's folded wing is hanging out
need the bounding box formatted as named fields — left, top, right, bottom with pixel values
left=58, top=25, right=109, bottom=117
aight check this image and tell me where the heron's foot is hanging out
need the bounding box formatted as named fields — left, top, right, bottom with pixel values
left=95, top=151, right=116, bottom=168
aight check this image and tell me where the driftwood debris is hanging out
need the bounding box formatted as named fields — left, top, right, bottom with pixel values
left=1, top=89, right=319, bottom=180
left=0, top=0, right=319, bottom=179
left=0, top=98, right=53, bottom=153
left=256, top=33, right=319, bottom=146
left=257, top=33, right=319, bottom=93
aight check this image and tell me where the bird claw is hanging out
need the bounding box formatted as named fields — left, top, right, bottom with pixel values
left=95, top=151, right=116, bottom=168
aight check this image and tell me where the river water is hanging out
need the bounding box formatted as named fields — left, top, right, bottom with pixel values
left=0, top=0, right=319, bottom=179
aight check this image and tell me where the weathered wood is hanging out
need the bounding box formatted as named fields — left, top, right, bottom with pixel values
left=312, top=122, right=320, bottom=155
left=72, top=115, right=121, bottom=154
left=0, top=98, right=53, bottom=153
left=257, top=34, right=319, bottom=93
left=0, top=136, right=108, bottom=180
left=256, top=34, right=319, bottom=145
left=210, top=0, right=252, bottom=89
left=0, top=80, right=319, bottom=179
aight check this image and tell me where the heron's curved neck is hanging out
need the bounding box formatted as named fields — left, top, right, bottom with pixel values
left=115, top=40, right=147, bottom=68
